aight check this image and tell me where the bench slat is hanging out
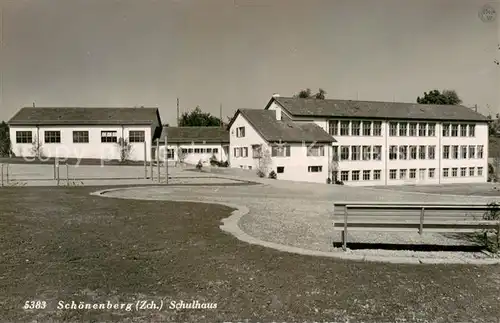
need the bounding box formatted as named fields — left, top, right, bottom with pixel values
left=333, top=217, right=492, bottom=223
left=333, top=222, right=498, bottom=229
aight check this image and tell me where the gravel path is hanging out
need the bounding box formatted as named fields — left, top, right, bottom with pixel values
left=102, top=177, right=500, bottom=261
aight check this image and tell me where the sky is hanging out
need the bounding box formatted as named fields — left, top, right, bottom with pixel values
left=0, top=0, right=499, bottom=125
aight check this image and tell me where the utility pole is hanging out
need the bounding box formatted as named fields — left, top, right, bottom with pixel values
left=220, top=103, right=223, bottom=128
left=177, top=98, right=180, bottom=127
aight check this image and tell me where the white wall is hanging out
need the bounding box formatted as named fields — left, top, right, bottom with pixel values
left=10, top=125, right=154, bottom=161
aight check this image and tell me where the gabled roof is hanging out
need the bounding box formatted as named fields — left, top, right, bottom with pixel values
left=233, top=109, right=335, bottom=143
left=159, top=126, right=229, bottom=143
left=8, top=107, right=161, bottom=125
left=268, top=97, right=488, bottom=122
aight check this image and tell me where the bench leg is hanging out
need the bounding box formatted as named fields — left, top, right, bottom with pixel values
left=497, top=224, right=500, bottom=250
left=341, top=230, right=347, bottom=251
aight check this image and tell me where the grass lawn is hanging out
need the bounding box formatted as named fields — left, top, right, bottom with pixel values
left=1, top=186, right=500, bottom=322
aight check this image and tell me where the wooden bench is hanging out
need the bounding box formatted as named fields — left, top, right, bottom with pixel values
left=333, top=202, right=500, bottom=250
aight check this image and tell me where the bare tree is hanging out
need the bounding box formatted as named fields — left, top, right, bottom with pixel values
left=256, top=146, right=272, bottom=177
left=116, top=137, right=132, bottom=162
left=30, top=136, right=44, bottom=158
left=176, top=147, right=186, bottom=166
left=329, top=152, right=339, bottom=183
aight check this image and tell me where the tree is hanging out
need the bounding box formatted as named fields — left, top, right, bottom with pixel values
left=416, top=89, right=462, bottom=105
left=30, top=135, right=43, bottom=158
left=0, top=121, right=11, bottom=157
left=487, top=113, right=500, bottom=136
left=329, top=152, right=339, bottom=183
left=294, top=88, right=327, bottom=99
left=116, top=137, right=132, bottom=162
left=179, top=106, right=223, bottom=127
left=256, top=146, right=272, bottom=177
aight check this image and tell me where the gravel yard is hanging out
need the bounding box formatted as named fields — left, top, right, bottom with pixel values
left=103, top=182, right=500, bottom=261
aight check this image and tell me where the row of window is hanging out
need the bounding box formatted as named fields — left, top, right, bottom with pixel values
left=329, top=120, right=383, bottom=136
left=180, top=148, right=219, bottom=154
left=233, top=144, right=325, bottom=158
left=442, top=145, right=484, bottom=159
left=388, top=145, right=436, bottom=160
left=337, top=169, right=383, bottom=181
left=443, top=167, right=484, bottom=177
left=442, top=123, right=476, bottom=137
left=337, top=166, right=485, bottom=182
left=16, top=130, right=145, bottom=144
left=334, top=145, right=383, bottom=161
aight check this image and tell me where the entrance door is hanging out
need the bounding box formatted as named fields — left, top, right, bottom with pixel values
left=419, top=168, right=425, bottom=181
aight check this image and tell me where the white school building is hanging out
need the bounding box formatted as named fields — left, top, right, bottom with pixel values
left=8, top=107, right=163, bottom=161
left=228, top=95, right=489, bottom=186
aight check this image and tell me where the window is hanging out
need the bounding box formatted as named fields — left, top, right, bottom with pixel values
left=351, top=170, right=360, bottom=181
left=277, top=166, right=285, bottom=173
left=452, top=168, right=458, bottom=177
left=460, top=124, right=467, bottom=137
left=373, top=146, right=382, bottom=160
left=428, top=168, right=435, bottom=178
left=207, top=148, right=212, bottom=153
left=362, top=146, right=371, bottom=160
left=451, top=124, right=458, bottom=137
left=461, top=145, right=467, bottom=159
left=373, top=170, right=381, bottom=180
left=307, top=145, right=325, bottom=157
left=443, top=168, right=449, bottom=177
left=428, top=123, right=436, bottom=136
left=234, top=148, right=240, bottom=157
left=409, top=123, right=417, bottom=136
left=469, top=124, right=475, bottom=137
left=477, top=145, right=484, bottom=158
left=389, top=122, right=397, bottom=136
left=469, top=167, right=475, bottom=176
left=351, top=146, right=361, bottom=160
left=181, top=148, right=188, bottom=154
left=418, top=123, right=426, bottom=136
left=329, top=120, right=339, bottom=136
left=45, top=131, right=61, bottom=143
left=166, top=149, right=174, bottom=159
left=469, top=146, right=475, bottom=158
left=460, top=167, right=466, bottom=177
left=236, top=127, right=245, bottom=137
left=340, top=146, right=350, bottom=161
left=73, top=131, right=89, bottom=143
left=332, top=146, right=339, bottom=160
left=428, top=146, right=435, bottom=160
left=213, top=148, right=218, bottom=153
left=399, top=123, right=407, bottom=136
left=399, top=169, right=407, bottom=180
left=340, top=121, right=350, bottom=136
left=16, top=131, right=32, bottom=143
left=188, top=148, right=193, bottom=153
left=478, top=167, right=483, bottom=176
left=452, top=145, right=459, bottom=159
left=101, top=131, right=117, bottom=143
left=241, top=147, right=248, bottom=157
left=389, top=146, right=398, bottom=160
left=409, top=146, right=417, bottom=160
left=340, top=171, right=349, bottom=181
left=248, top=166, right=252, bottom=170
left=409, top=169, right=416, bottom=179
left=271, top=144, right=290, bottom=157
left=363, top=170, right=370, bottom=180
left=418, top=145, right=426, bottom=159
left=362, top=121, right=371, bottom=136
left=399, top=145, right=407, bottom=160
left=419, top=168, right=425, bottom=180
left=443, top=124, right=450, bottom=137
left=308, top=166, right=322, bottom=173
left=373, top=121, right=382, bottom=136
left=194, top=148, right=201, bottom=153
left=129, top=130, right=145, bottom=143
left=351, top=121, right=361, bottom=136
left=252, top=145, right=262, bottom=158
left=443, top=146, right=450, bottom=159
left=389, top=169, right=397, bottom=179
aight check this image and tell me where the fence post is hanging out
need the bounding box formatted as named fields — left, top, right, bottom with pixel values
left=53, top=158, right=57, bottom=180
left=156, top=139, right=160, bottom=183
left=144, top=141, right=147, bottom=179
left=5, top=164, right=8, bottom=184
left=419, top=207, right=425, bottom=235
left=56, top=161, right=60, bottom=186
left=165, top=133, right=168, bottom=184
left=66, top=163, right=69, bottom=186
left=1, top=164, right=3, bottom=187
left=342, top=205, right=348, bottom=251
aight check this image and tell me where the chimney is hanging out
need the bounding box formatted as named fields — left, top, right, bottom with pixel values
left=33, top=102, right=35, bottom=108
left=275, top=107, right=282, bottom=121
left=272, top=93, right=280, bottom=98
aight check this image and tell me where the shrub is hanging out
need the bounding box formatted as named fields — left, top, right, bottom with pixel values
left=256, top=170, right=265, bottom=178
left=326, top=178, right=332, bottom=184
left=220, top=161, right=229, bottom=167
left=209, top=154, right=218, bottom=166
left=335, top=180, right=344, bottom=185
left=196, top=160, right=203, bottom=170
left=268, top=170, right=277, bottom=179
